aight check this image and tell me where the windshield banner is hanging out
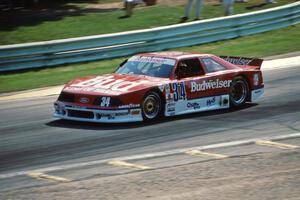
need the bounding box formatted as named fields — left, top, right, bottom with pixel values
left=129, top=56, right=176, bottom=65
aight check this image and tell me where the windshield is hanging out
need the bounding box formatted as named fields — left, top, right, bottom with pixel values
left=115, top=56, right=176, bottom=78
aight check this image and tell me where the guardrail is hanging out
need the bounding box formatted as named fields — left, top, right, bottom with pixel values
left=0, top=2, right=299, bottom=72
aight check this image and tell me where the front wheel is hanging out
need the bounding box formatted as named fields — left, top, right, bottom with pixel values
left=142, top=92, right=162, bottom=121
left=230, top=77, right=249, bottom=107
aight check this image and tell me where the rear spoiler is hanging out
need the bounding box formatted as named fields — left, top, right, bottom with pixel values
left=220, top=56, right=263, bottom=69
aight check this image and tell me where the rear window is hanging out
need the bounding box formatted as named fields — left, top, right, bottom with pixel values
left=202, top=58, right=226, bottom=73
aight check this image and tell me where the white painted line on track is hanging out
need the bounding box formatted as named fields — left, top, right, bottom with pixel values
left=108, top=160, right=151, bottom=170
left=185, top=150, right=228, bottom=158
left=255, top=140, right=299, bottom=150
left=28, top=172, right=71, bottom=183
left=0, top=132, right=299, bottom=179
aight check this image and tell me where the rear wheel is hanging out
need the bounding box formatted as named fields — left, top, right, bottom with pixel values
left=230, top=77, right=249, bottom=107
left=142, top=92, right=162, bottom=121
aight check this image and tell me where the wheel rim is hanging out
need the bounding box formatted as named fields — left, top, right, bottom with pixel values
left=231, top=80, right=247, bottom=105
left=143, top=94, right=160, bottom=119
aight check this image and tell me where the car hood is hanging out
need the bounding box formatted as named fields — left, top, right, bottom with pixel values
left=63, top=73, right=169, bottom=96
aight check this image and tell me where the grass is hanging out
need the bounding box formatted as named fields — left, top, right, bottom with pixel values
left=177, top=26, right=300, bottom=58
left=0, top=0, right=296, bottom=44
left=0, top=24, right=299, bottom=93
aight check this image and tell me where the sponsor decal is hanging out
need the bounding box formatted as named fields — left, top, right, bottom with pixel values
left=191, top=79, right=232, bottom=92
left=206, top=97, right=216, bottom=107
left=108, top=115, right=115, bottom=120
left=167, top=107, right=175, bottom=112
left=255, top=89, right=263, bottom=94
left=158, top=85, right=165, bottom=92
left=129, top=56, right=176, bottom=65
left=69, top=75, right=149, bottom=92
left=66, top=105, right=86, bottom=109
left=171, top=82, right=187, bottom=101
left=165, top=84, right=173, bottom=101
left=167, top=102, right=176, bottom=107
left=100, top=113, right=115, bottom=119
left=118, top=104, right=140, bottom=109
left=130, top=109, right=141, bottom=115
left=222, top=57, right=252, bottom=65
left=79, top=97, right=89, bottom=103
left=116, top=112, right=129, bottom=116
left=187, top=102, right=201, bottom=110
left=166, top=102, right=176, bottom=112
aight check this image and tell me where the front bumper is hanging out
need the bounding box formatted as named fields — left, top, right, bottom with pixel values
left=53, top=102, right=143, bottom=123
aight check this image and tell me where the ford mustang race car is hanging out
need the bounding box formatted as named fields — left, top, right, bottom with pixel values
left=54, top=52, right=264, bottom=123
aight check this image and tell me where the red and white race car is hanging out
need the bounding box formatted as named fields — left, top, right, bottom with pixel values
left=54, top=52, right=264, bottom=123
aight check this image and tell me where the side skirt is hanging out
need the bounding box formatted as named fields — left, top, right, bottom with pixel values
left=165, top=95, right=230, bottom=117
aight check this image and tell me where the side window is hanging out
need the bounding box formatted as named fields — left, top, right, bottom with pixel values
left=176, top=58, right=204, bottom=79
left=202, top=58, right=226, bottom=73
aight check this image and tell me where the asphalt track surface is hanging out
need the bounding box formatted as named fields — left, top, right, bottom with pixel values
left=0, top=64, right=299, bottom=198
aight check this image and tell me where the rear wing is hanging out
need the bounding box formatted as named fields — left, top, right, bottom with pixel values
left=220, top=56, right=263, bottom=69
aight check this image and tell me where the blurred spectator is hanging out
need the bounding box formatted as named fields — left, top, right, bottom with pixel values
left=265, top=0, right=277, bottom=3
left=144, top=0, right=157, bottom=6
left=181, top=0, right=203, bottom=22
left=122, top=0, right=143, bottom=18
left=235, top=0, right=248, bottom=3
left=223, top=0, right=234, bottom=16
left=2, top=0, right=39, bottom=8
left=236, top=0, right=277, bottom=3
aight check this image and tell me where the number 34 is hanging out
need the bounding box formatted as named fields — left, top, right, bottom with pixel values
left=101, top=97, right=111, bottom=107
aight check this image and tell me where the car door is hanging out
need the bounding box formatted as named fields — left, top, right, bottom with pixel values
left=168, top=57, right=205, bottom=115
left=171, top=57, right=233, bottom=115
left=192, top=57, right=233, bottom=108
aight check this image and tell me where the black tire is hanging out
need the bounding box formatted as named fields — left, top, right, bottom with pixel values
left=230, top=77, right=249, bottom=107
left=142, top=92, right=162, bottom=121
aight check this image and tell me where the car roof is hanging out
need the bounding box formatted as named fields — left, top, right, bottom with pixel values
left=136, top=51, right=214, bottom=60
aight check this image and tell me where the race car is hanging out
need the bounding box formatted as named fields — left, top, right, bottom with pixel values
left=53, top=51, right=264, bottom=123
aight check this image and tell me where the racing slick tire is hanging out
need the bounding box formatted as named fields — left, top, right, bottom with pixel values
left=142, top=91, right=162, bottom=121
left=229, top=76, right=249, bottom=107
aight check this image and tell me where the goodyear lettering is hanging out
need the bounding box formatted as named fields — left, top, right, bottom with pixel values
left=118, top=104, right=140, bottom=109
